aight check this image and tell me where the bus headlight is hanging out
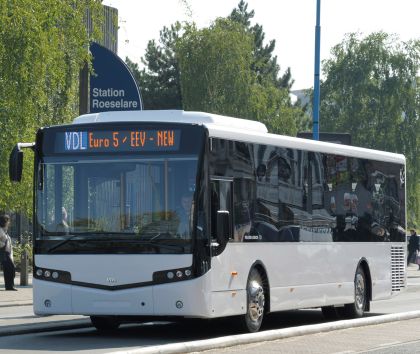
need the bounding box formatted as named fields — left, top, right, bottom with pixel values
left=34, top=267, right=71, bottom=283
left=153, top=267, right=193, bottom=283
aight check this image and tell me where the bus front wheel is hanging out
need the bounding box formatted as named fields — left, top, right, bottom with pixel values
left=343, top=266, right=367, bottom=318
left=241, top=268, right=265, bottom=332
left=90, top=316, right=121, bottom=331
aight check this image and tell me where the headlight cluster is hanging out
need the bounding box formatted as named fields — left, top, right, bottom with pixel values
left=34, top=267, right=70, bottom=283
left=153, top=267, right=193, bottom=283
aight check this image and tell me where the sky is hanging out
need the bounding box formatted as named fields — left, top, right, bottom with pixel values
left=102, top=0, right=420, bottom=90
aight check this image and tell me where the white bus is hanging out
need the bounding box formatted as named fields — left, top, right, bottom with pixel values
left=10, top=110, right=407, bottom=332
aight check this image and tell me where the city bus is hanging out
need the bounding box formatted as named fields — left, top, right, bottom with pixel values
left=9, top=110, right=406, bottom=332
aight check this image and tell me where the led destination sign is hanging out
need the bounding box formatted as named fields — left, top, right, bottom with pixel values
left=57, top=129, right=181, bottom=153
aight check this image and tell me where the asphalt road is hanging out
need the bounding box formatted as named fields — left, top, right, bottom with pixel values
left=202, top=317, right=420, bottom=354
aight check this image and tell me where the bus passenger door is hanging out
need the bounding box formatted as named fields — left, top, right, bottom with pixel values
left=210, top=178, right=242, bottom=294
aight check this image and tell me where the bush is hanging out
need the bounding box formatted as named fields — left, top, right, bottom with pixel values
left=13, top=232, right=33, bottom=272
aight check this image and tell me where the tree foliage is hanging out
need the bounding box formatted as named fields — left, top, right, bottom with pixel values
left=177, top=19, right=302, bottom=136
left=177, top=20, right=253, bottom=118
left=129, top=22, right=183, bottom=110
left=0, top=0, right=102, bottom=215
left=126, top=0, right=304, bottom=127
left=319, top=32, right=420, bottom=227
left=228, top=0, right=293, bottom=90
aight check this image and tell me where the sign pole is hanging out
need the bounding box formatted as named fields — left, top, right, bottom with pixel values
left=313, top=0, right=321, bottom=141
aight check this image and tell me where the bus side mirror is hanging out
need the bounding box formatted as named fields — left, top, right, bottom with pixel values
left=217, top=210, right=231, bottom=244
left=9, top=143, right=35, bottom=182
left=9, top=145, right=24, bottom=182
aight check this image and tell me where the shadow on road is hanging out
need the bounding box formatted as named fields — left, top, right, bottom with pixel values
left=0, top=309, right=391, bottom=353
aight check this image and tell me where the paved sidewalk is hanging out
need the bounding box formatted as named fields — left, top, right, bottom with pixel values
left=0, top=272, right=33, bottom=307
left=0, top=271, right=89, bottom=336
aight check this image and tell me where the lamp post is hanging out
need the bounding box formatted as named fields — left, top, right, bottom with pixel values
left=313, top=0, right=321, bottom=141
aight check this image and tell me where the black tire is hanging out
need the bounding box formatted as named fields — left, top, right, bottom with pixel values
left=321, top=306, right=338, bottom=320
left=90, top=316, right=121, bottom=331
left=342, top=266, right=367, bottom=318
left=240, top=268, right=265, bottom=332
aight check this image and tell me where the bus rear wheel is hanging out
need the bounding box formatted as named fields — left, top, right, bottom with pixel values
left=342, top=266, right=367, bottom=318
left=90, top=316, right=121, bottom=331
left=241, top=268, right=265, bottom=332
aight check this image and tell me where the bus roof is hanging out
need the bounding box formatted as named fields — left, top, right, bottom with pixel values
left=73, top=110, right=405, bottom=165
left=73, top=110, right=268, bottom=133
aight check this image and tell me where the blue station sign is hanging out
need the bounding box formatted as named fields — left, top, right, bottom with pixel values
left=89, top=42, right=143, bottom=113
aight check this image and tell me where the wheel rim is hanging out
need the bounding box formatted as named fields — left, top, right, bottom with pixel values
left=248, top=280, right=265, bottom=323
left=355, top=273, right=365, bottom=310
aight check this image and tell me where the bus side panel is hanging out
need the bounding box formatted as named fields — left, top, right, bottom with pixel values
left=153, top=274, right=246, bottom=318
left=153, top=275, right=211, bottom=318
left=210, top=242, right=394, bottom=313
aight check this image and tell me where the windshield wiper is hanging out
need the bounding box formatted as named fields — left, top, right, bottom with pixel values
left=45, top=232, right=117, bottom=253
left=46, top=235, right=86, bottom=253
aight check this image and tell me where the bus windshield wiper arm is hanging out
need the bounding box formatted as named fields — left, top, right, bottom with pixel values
left=46, top=232, right=120, bottom=253
left=46, top=235, right=85, bottom=253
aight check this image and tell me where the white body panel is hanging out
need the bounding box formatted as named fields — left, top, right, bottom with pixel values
left=36, top=254, right=192, bottom=286
left=34, top=243, right=399, bottom=317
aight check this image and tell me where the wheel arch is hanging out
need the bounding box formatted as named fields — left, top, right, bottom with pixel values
left=248, top=260, right=271, bottom=313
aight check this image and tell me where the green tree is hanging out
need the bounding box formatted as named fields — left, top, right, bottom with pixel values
left=177, top=19, right=302, bottom=136
left=129, top=1, right=299, bottom=113
left=129, top=22, right=183, bottom=110
left=177, top=20, right=253, bottom=118
left=0, top=0, right=102, bottom=215
left=229, top=0, right=293, bottom=90
left=319, top=32, right=420, bottom=227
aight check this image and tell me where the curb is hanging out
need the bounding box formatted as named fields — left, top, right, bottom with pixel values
left=0, top=302, right=32, bottom=308
left=108, top=311, right=420, bottom=354
left=0, top=318, right=91, bottom=337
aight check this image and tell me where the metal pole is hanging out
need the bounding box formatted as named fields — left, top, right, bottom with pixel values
left=313, top=0, right=321, bottom=141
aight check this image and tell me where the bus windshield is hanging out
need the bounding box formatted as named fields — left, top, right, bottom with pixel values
left=36, top=156, right=199, bottom=254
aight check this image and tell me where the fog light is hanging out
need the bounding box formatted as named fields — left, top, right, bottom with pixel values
left=44, top=270, right=51, bottom=278
left=36, top=269, right=43, bottom=277
left=44, top=299, right=52, bottom=308
left=176, top=300, right=183, bottom=309
left=52, top=272, right=59, bottom=279
left=176, top=270, right=183, bottom=278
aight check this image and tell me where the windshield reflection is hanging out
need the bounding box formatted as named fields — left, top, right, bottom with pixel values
left=36, top=157, right=198, bottom=253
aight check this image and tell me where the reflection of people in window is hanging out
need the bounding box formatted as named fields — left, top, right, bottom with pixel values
left=56, top=207, right=70, bottom=234
left=177, top=194, right=192, bottom=238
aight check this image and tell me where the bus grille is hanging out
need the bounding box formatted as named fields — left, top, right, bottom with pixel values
left=391, top=245, right=406, bottom=293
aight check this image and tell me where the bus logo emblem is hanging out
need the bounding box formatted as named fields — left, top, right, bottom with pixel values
left=106, top=277, right=117, bottom=284
left=65, top=131, right=88, bottom=151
